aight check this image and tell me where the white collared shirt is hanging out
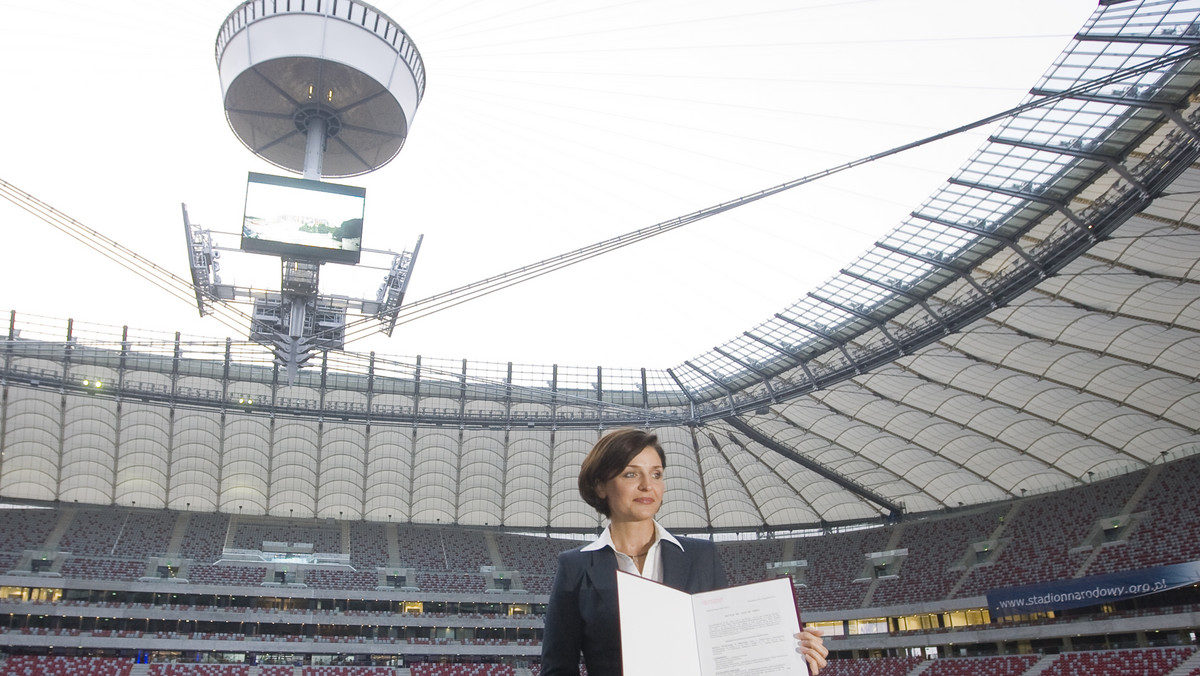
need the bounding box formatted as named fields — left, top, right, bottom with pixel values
left=581, top=520, right=684, bottom=583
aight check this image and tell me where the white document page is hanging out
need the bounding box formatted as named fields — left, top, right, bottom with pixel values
left=618, top=572, right=808, bottom=676
left=693, top=576, right=807, bottom=676
left=617, top=572, right=702, bottom=674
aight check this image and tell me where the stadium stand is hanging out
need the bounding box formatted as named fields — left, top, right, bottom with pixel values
left=415, top=572, right=488, bottom=594
left=347, top=521, right=390, bottom=569
left=1038, top=646, right=1194, bottom=676
left=440, top=530, right=493, bottom=573
left=920, top=655, right=1039, bottom=676
left=58, top=557, right=145, bottom=581
left=869, top=505, right=1010, bottom=607
left=796, top=525, right=891, bottom=611
left=0, top=510, right=61, bottom=553
left=952, top=472, right=1144, bottom=600
left=818, top=656, right=923, bottom=676
left=718, top=537, right=788, bottom=587
left=410, top=664, right=514, bottom=676
left=397, top=528, right=451, bottom=571
left=1085, top=454, right=1200, bottom=576
left=493, top=534, right=577, bottom=578
left=177, top=513, right=232, bottom=563
left=303, top=569, right=380, bottom=591
left=147, top=666, right=251, bottom=676
left=302, top=668, right=395, bottom=676
left=0, top=451, right=1195, bottom=673
left=233, top=523, right=341, bottom=555
left=59, top=510, right=134, bottom=558
left=0, top=655, right=133, bottom=676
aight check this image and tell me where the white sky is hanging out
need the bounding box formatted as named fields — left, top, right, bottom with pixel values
left=0, top=0, right=1098, bottom=370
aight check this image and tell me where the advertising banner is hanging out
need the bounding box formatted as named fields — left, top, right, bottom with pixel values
left=987, top=559, right=1200, bottom=618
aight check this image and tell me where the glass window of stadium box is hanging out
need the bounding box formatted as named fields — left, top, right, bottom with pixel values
left=848, top=617, right=889, bottom=635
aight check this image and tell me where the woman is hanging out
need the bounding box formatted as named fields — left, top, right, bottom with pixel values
left=541, top=428, right=827, bottom=675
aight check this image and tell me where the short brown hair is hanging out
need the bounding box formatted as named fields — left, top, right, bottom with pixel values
left=578, top=428, right=666, bottom=517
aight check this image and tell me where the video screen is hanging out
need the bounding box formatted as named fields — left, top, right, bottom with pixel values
left=240, top=172, right=366, bottom=264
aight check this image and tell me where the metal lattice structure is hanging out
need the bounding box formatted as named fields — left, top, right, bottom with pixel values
left=2, top=1, right=1200, bottom=533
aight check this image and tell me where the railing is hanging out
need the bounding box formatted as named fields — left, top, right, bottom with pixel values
left=214, top=0, right=426, bottom=100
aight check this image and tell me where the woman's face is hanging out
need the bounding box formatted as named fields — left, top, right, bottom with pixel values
left=597, top=445, right=664, bottom=524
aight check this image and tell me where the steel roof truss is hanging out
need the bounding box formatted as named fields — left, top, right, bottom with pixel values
left=988, top=135, right=1152, bottom=197
left=741, top=332, right=818, bottom=387
left=910, top=211, right=1047, bottom=279
left=683, top=360, right=736, bottom=412
left=807, top=291, right=904, bottom=354
left=872, top=241, right=998, bottom=309
left=839, top=268, right=951, bottom=334
left=712, top=346, right=776, bottom=400
left=723, top=416, right=904, bottom=519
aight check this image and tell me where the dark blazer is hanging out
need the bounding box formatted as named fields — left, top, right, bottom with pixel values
left=540, top=536, right=728, bottom=676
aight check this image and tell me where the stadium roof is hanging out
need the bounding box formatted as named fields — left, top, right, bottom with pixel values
left=1, top=1, right=1199, bottom=532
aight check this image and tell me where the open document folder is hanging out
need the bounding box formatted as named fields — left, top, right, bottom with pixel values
left=617, top=571, right=808, bottom=676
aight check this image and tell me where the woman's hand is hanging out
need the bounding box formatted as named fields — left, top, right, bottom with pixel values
left=795, top=627, right=828, bottom=675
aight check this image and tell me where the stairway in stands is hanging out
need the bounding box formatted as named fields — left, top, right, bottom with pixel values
left=1018, top=653, right=1060, bottom=676
left=1166, top=649, right=1200, bottom=676
left=1073, top=462, right=1165, bottom=577
left=166, top=512, right=191, bottom=557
